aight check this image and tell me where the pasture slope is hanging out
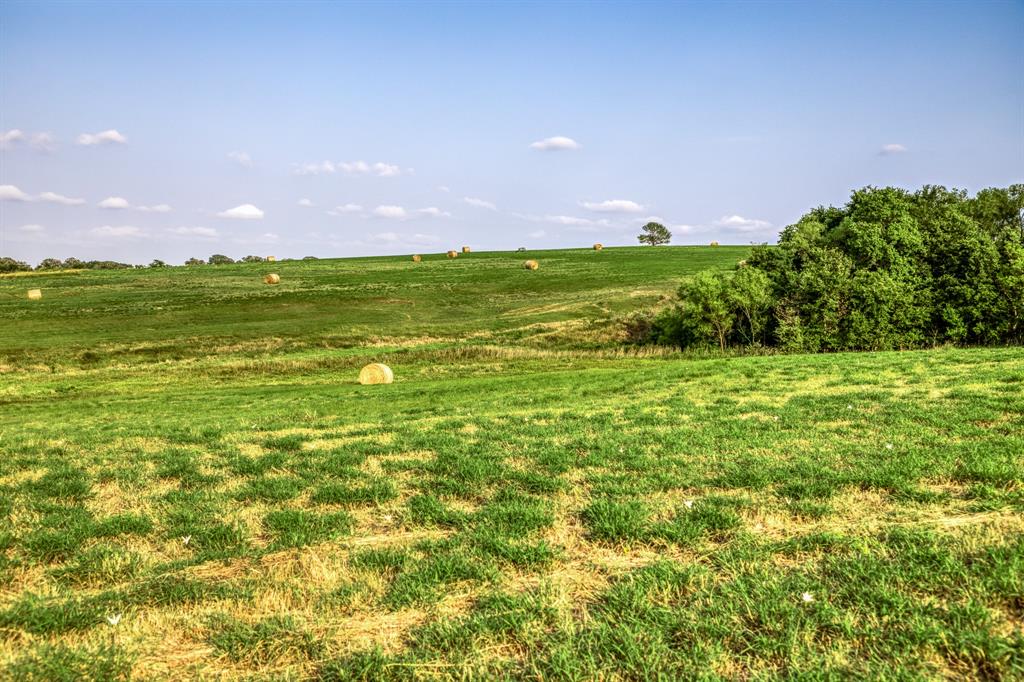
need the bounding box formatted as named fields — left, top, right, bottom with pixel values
left=0, top=246, right=1021, bottom=680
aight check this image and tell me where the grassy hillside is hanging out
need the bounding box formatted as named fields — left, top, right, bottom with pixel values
left=0, top=246, right=1021, bottom=679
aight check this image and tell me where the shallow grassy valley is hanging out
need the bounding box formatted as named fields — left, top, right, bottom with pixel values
left=0, top=246, right=1021, bottom=680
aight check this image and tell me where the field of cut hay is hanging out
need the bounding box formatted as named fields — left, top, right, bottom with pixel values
left=0, top=246, right=1021, bottom=679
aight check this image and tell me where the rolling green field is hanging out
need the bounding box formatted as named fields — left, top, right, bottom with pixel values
left=0, top=246, right=1021, bottom=680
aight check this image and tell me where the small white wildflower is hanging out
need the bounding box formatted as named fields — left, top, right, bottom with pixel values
left=846, top=404, right=853, bottom=410
left=107, top=614, right=122, bottom=626
left=182, top=535, right=192, bottom=546
left=801, top=592, right=814, bottom=603
left=773, top=416, right=780, bottom=422
left=885, top=443, right=893, bottom=450
left=683, top=500, right=694, bottom=509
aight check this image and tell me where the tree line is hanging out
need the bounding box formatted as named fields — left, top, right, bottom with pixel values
left=634, top=184, right=1023, bottom=351
left=0, top=254, right=315, bottom=273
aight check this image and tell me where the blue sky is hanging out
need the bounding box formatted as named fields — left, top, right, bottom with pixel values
left=1, top=0, right=1021, bottom=264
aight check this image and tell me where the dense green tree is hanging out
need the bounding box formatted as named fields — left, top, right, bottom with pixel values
left=36, top=258, right=63, bottom=270
left=0, top=257, right=32, bottom=273
left=638, top=222, right=672, bottom=246
left=645, top=184, right=1023, bottom=352
left=208, top=254, right=235, bottom=265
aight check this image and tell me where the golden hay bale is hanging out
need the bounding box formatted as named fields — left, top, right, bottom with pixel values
left=447, top=250, right=458, bottom=259
left=462, top=246, right=471, bottom=254
left=267, top=256, right=277, bottom=262
left=264, top=273, right=281, bottom=285
left=358, top=363, right=394, bottom=385
left=27, top=289, right=42, bottom=300
left=710, top=241, right=720, bottom=247
left=412, top=254, right=422, bottom=262
left=593, top=243, right=603, bottom=251
left=523, top=259, right=539, bottom=270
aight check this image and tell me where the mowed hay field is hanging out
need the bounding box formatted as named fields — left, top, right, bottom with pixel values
left=0, top=247, right=1022, bottom=680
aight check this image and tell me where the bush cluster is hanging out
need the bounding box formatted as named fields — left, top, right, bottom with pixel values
left=643, top=185, right=1023, bottom=351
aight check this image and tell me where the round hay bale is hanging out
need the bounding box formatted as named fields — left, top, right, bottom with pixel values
left=462, top=246, right=471, bottom=253
left=358, top=363, right=394, bottom=385
left=523, top=259, right=539, bottom=270
left=412, top=254, right=422, bottom=262
left=267, top=256, right=277, bottom=262
left=27, top=289, right=42, bottom=300
left=264, top=273, right=281, bottom=285
left=447, top=250, right=458, bottom=259
left=710, top=241, right=720, bottom=247
left=593, top=243, right=603, bottom=251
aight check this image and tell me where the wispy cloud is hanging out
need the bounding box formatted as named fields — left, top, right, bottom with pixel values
left=0, top=184, right=32, bottom=201
left=169, top=226, right=218, bottom=238
left=228, top=151, right=253, bottom=167
left=76, top=129, right=127, bottom=146
left=530, top=135, right=580, bottom=151
left=879, top=143, right=907, bottom=155
left=713, top=214, right=772, bottom=231
left=372, top=205, right=408, bottom=219
left=417, top=207, right=451, bottom=218
left=0, top=129, right=24, bottom=149
left=217, top=203, right=264, bottom=219
left=580, top=199, right=644, bottom=213
left=326, top=203, right=363, bottom=216
left=292, top=160, right=406, bottom=177
left=91, top=225, right=144, bottom=238
left=19, top=224, right=45, bottom=233
left=39, top=191, right=86, bottom=205
left=297, top=198, right=314, bottom=207
left=464, top=196, right=497, bottom=210
left=528, top=229, right=547, bottom=239
left=98, top=196, right=131, bottom=209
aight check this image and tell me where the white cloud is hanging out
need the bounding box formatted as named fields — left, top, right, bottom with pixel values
left=464, top=196, right=497, bottom=210
left=544, top=215, right=600, bottom=226
left=437, top=185, right=451, bottom=193
left=581, top=199, right=644, bottom=213
left=418, top=207, right=451, bottom=218
left=137, top=203, right=172, bottom=213
left=713, top=215, right=772, bottom=231
left=98, top=196, right=130, bottom=209
left=530, top=135, right=580, bottom=151
left=39, top=191, right=86, bottom=205
left=528, top=229, right=547, bottom=239
left=297, top=198, right=314, bottom=207
left=30, top=132, right=57, bottom=152
left=19, top=224, right=45, bottom=232
left=217, top=203, right=265, bottom=219
left=292, top=160, right=405, bottom=177
left=880, top=143, right=908, bottom=155
left=2, top=130, right=58, bottom=151
left=228, top=151, right=253, bottom=167
left=327, top=203, right=363, bottom=216
left=91, top=225, right=144, bottom=238
left=76, top=129, right=127, bottom=146
left=169, top=226, right=218, bottom=238
left=1, top=129, right=25, bottom=149
left=372, top=205, right=408, bottom=219
left=369, top=231, right=401, bottom=242
left=0, top=185, right=31, bottom=201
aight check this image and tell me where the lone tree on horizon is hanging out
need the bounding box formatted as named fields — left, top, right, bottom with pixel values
left=638, top=221, right=672, bottom=245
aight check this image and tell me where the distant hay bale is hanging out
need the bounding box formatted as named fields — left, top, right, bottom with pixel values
left=27, top=289, right=42, bottom=300
left=358, top=363, right=394, bottom=385
left=264, top=273, right=281, bottom=285
left=462, top=246, right=471, bottom=253
left=447, top=250, right=458, bottom=259
left=593, top=243, right=603, bottom=251
left=710, top=241, right=720, bottom=247
left=523, top=259, right=539, bottom=270
left=267, top=256, right=277, bottom=262
left=412, top=254, right=422, bottom=262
